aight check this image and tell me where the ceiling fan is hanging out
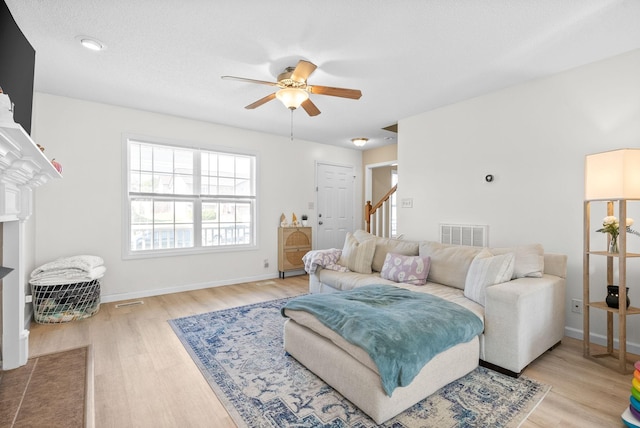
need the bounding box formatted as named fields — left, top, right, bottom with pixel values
left=221, top=60, right=362, bottom=116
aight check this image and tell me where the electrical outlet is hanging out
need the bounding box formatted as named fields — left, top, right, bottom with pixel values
left=571, top=299, right=582, bottom=314
left=263, top=259, right=269, bottom=268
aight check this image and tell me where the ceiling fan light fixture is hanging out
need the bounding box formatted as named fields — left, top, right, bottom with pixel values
left=352, top=137, right=368, bottom=147
left=276, top=88, right=309, bottom=110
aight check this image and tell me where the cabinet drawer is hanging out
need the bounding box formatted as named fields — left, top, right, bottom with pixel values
left=282, top=246, right=311, bottom=270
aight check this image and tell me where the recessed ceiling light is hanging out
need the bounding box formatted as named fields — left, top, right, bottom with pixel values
left=77, top=36, right=105, bottom=51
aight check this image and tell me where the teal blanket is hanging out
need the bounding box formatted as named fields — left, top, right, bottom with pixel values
left=282, top=284, right=484, bottom=396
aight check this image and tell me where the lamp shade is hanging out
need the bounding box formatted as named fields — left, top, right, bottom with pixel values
left=275, top=88, right=309, bottom=109
left=585, top=149, right=640, bottom=200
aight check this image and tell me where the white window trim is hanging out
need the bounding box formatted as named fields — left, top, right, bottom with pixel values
left=121, top=133, right=259, bottom=260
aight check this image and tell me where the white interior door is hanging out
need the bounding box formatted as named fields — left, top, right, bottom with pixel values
left=316, top=162, right=354, bottom=250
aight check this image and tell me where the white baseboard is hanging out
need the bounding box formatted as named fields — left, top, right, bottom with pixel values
left=565, top=326, right=640, bottom=355
left=100, top=273, right=284, bottom=304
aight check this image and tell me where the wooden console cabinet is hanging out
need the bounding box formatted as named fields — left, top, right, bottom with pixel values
left=278, top=227, right=312, bottom=278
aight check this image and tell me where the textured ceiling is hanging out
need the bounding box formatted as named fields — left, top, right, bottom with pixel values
left=5, top=0, right=640, bottom=150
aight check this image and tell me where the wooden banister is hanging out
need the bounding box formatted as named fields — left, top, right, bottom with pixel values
left=365, top=184, right=397, bottom=234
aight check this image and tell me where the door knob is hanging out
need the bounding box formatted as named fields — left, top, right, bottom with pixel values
left=318, top=221, right=323, bottom=225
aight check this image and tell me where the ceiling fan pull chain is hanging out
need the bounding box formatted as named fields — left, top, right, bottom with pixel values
left=290, top=109, right=294, bottom=142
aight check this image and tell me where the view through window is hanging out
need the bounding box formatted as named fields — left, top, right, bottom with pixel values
left=126, top=138, right=256, bottom=255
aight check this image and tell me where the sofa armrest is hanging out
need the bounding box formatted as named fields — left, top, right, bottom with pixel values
left=482, top=274, right=566, bottom=373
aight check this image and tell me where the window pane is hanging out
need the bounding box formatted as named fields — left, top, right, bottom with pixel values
left=131, top=199, right=153, bottom=224
left=175, top=150, right=193, bottom=175
left=236, top=202, right=251, bottom=222
left=140, top=145, right=153, bottom=171
left=175, top=201, right=193, bottom=223
left=235, top=178, right=250, bottom=196
left=154, top=173, right=174, bottom=193
left=175, top=174, right=193, bottom=194
left=219, top=154, right=234, bottom=177
left=236, top=156, right=251, bottom=179
left=154, top=201, right=174, bottom=223
left=130, top=144, right=140, bottom=171
left=175, top=225, right=194, bottom=248
left=130, top=172, right=140, bottom=192
left=220, top=202, right=235, bottom=222
left=154, top=225, right=174, bottom=249
left=202, top=202, right=218, bottom=222
left=219, top=178, right=235, bottom=195
left=154, top=147, right=173, bottom=173
left=140, top=172, right=153, bottom=193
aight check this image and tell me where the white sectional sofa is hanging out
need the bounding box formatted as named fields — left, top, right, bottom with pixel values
left=284, top=230, right=567, bottom=423
left=307, top=230, right=568, bottom=375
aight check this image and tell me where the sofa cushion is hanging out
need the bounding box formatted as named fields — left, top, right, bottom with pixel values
left=491, top=244, right=544, bottom=278
left=317, top=269, right=398, bottom=291
left=338, top=232, right=376, bottom=274
left=380, top=253, right=431, bottom=285
left=353, top=230, right=419, bottom=272
left=464, top=249, right=515, bottom=306
left=419, top=242, right=481, bottom=289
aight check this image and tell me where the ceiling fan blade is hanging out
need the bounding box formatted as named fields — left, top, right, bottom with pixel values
left=301, top=99, right=321, bottom=117
left=221, top=75, right=278, bottom=87
left=291, top=60, right=317, bottom=82
left=245, top=93, right=276, bottom=109
left=309, top=85, right=362, bottom=100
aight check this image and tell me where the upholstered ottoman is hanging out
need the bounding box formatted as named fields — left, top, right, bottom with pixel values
left=283, top=308, right=479, bottom=424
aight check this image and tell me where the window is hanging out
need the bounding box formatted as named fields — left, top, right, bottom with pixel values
left=125, top=138, right=256, bottom=256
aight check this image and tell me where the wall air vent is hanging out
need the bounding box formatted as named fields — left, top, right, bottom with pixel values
left=440, top=224, right=488, bottom=247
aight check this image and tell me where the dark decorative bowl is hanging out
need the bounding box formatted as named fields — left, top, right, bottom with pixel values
left=606, top=285, right=630, bottom=309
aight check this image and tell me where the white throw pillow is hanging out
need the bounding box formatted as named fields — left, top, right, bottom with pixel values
left=338, top=232, right=376, bottom=274
left=464, top=249, right=515, bottom=306
left=491, top=244, right=544, bottom=278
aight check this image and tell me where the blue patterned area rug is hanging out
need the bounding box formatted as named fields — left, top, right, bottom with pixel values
left=169, top=298, right=550, bottom=427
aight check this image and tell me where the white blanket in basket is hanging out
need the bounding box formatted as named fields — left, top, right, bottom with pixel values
left=30, top=255, right=106, bottom=285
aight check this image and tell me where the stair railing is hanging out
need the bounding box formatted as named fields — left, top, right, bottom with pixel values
left=364, top=184, right=397, bottom=237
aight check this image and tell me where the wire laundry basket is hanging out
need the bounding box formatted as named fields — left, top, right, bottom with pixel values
left=31, top=279, right=101, bottom=323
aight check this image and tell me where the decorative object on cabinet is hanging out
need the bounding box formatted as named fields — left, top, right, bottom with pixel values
left=291, top=212, right=300, bottom=227
left=51, top=158, right=63, bottom=174
left=278, top=227, right=311, bottom=278
left=584, top=148, right=640, bottom=373
left=280, top=213, right=287, bottom=227
left=301, top=214, right=308, bottom=226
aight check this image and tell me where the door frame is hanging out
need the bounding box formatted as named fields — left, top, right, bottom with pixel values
left=364, top=160, right=398, bottom=205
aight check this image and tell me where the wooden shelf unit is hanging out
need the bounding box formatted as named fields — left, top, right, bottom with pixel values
left=583, top=199, right=640, bottom=373
left=278, top=227, right=312, bottom=278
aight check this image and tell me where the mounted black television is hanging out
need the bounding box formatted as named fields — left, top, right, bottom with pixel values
left=0, top=0, right=35, bottom=134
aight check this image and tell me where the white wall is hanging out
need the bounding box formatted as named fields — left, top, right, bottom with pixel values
left=398, top=49, right=640, bottom=349
left=30, top=93, right=362, bottom=302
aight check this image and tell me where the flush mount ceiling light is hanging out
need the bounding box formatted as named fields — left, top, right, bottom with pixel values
left=275, top=88, right=309, bottom=110
left=77, top=36, right=106, bottom=51
left=351, top=137, right=368, bottom=147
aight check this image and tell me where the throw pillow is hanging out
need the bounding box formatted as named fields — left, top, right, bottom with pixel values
left=380, top=253, right=431, bottom=285
left=491, top=243, right=544, bottom=278
left=338, top=232, right=376, bottom=274
left=464, top=249, right=515, bottom=306
left=419, top=241, right=482, bottom=289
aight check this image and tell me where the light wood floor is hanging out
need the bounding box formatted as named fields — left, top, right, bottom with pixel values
left=27, top=275, right=630, bottom=427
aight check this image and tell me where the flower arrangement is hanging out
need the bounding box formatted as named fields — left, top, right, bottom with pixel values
left=596, top=216, right=640, bottom=253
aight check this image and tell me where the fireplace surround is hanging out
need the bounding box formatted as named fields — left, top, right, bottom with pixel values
left=1, top=120, right=60, bottom=369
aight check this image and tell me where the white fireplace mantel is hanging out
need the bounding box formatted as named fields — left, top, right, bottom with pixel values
left=1, top=119, right=61, bottom=370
